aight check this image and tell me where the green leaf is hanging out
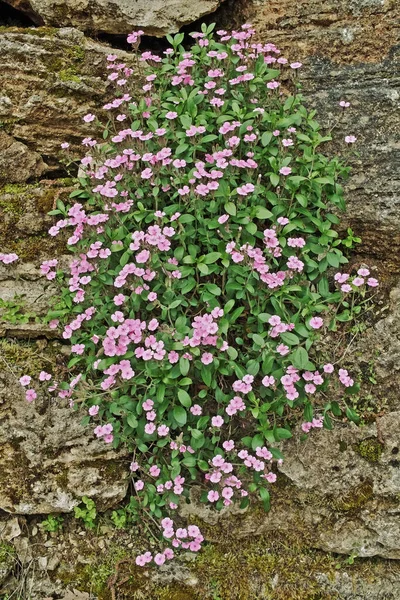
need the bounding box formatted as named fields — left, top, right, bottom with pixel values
left=261, top=131, right=272, bottom=147
left=255, top=206, right=273, bottom=219
left=270, top=173, right=280, bottom=187
left=274, top=427, right=292, bottom=440
left=127, top=414, right=138, bottom=428
left=207, top=284, right=221, bottom=295
left=202, top=252, right=221, bottom=264
left=259, top=487, right=270, bottom=510
left=292, top=347, right=310, bottom=370
left=198, top=263, right=209, bottom=275
left=280, top=332, right=300, bottom=346
left=173, top=406, right=187, bottom=426
left=252, top=334, right=265, bottom=347
left=224, top=202, right=237, bottom=216
left=179, top=357, right=190, bottom=376
left=178, top=389, right=191, bottom=408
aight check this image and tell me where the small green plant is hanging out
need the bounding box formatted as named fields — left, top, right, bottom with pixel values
left=0, top=296, right=37, bottom=325
left=341, top=227, right=362, bottom=249
left=110, top=508, right=128, bottom=529
left=74, top=496, right=97, bottom=529
left=40, top=514, right=64, bottom=532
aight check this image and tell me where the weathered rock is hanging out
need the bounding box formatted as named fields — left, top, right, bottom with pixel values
left=0, top=369, right=129, bottom=514
left=275, top=411, right=400, bottom=558
left=0, top=180, right=73, bottom=265
left=0, top=27, right=133, bottom=173
left=242, top=0, right=400, bottom=267
left=318, top=571, right=400, bottom=600
left=0, top=130, right=46, bottom=184
left=3, top=0, right=227, bottom=36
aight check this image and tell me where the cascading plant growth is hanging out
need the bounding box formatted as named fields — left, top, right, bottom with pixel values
left=12, top=22, right=379, bottom=567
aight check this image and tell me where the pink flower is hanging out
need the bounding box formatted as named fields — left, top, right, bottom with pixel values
left=201, top=352, right=213, bottom=365
left=134, top=480, right=144, bottom=491
left=157, top=424, right=170, bottom=437
left=301, top=422, right=312, bottom=433
left=89, top=405, right=99, bottom=416
left=211, top=415, right=224, bottom=428
left=83, top=113, right=95, bottom=123
left=339, top=100, right=350, bottom=108
left=25, top=389, right=37, bottom=402
left=223, top=440, right=235, bottom=451
left=39, top=371, right=52, bottom=382
left=279, top=166, right=292, bottom=176
left=61, top=142, right=70, bottom=149
left=190, top=404, right=202, bottom=415
left=323, top=363, right=334, bottom=374
left=154, top=553, right=166, bottom=566
left=135, top=555, right=146, bottom=566
left=218, top=214, right=229, bottom=224
left=207, top=490, right=219, bottom=502
left=149, top=465, right=160, bottom=477
left=290, top=62, right=302, bottom=69
left=352, top=277, right=364, bottom=287
left=367, top=277, right=379, bottom=287
left=19, top=375, right=31, bottom=386
left=145, top=423, right=156, bottom=435
left=276, top=344, right=289, bottom=356
left=165, top=111, right=178, bottom=120
left=277, top=217, right=289, bottom=225
left=345, top=135, right=357, bottom=144
left=49, top=319, right=59, bottom=329
left=309, top=316, right=323, bottom=329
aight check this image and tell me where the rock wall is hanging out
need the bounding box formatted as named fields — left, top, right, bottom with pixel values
left=0, top=0, right=399, bottom=598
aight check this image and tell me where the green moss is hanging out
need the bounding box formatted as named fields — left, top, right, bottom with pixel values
left=0, top=183, right=68, bottom=260
left=191, top=533, right=339, bottom=600
left=356, top=438, right=383, bottom=463
left=331, top=480, right=374, bottom=512
left=66, top=45, right=86, bottom=63
left=0, top=339, right=47, bottom=375
left=57, top=544, right=148, bottom=600
left=58, top=68, right=81, bottom=83
left=0, top=542, right=15, bottom=563
left=0, top=26, right=58, bottom=37
left=153, top=586, right=199, bottom=600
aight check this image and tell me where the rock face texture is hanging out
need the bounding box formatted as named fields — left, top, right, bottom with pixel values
left=0, top=368, right=130, bottom=514
left=244, top=0, right=400, bottom=269
left=0, top=27, right=133, bottom=174
left=3, top=0, right=227, bottom=35
left=0, top=131, right=46, bottom=184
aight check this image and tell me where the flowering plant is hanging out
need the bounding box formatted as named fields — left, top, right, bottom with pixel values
left=16, top=23, right=378, bottom=564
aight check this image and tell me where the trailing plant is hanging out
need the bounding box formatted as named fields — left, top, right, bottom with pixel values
left=10, top=23, right=378, bottom=566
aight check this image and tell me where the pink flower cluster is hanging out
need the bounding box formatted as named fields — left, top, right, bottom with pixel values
left=301, top=418, right=323, bottom=433
left=161, top=519, right=204, bottom=553
left=40, top=259, right=58, bottom=280
left=334, top=268, right=378, bottom=293
left=0, top=253, right=18, bottom=264
left=94, top=422, right=113, bottom=444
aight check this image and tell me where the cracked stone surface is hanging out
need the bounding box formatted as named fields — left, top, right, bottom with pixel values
left=3, top=0, right=227, bottom=36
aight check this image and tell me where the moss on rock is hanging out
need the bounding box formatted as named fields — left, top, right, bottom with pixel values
left=356, top=438, right=384, bottom=463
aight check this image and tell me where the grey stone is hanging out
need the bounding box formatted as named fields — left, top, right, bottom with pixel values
left=0, top=28, right=134, bottom=174
left=0, top=368, right=129, bottom=514
left=3, top=0, right=227, bottom=36
left=0, top=131, right=46, bottom=184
